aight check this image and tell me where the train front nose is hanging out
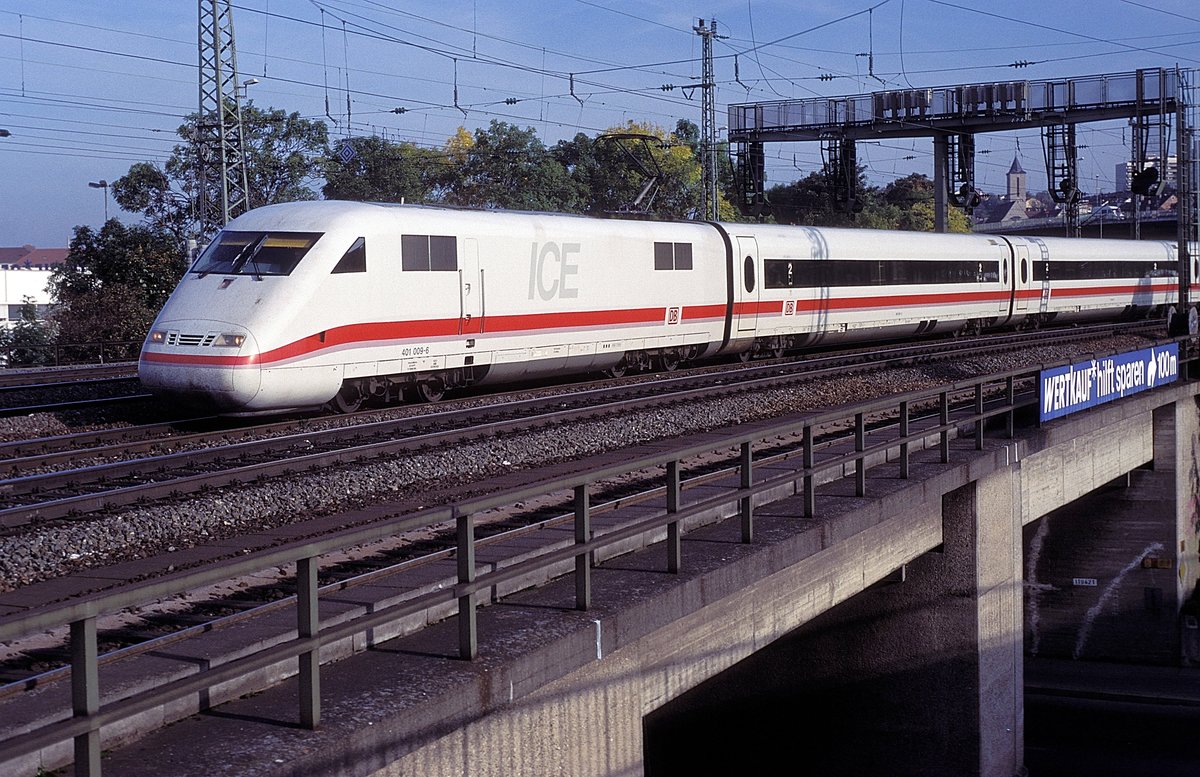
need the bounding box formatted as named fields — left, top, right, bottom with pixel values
left=138, top=323, right=262, bottom=410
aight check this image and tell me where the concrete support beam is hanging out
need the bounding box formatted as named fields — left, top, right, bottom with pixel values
left=640, top=470, right=1023, bottom=777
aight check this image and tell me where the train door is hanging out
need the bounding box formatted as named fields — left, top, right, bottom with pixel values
left=1013, top=242, right=1032, bottom=314
left=1033, top=239, right=1052, bottom=314
left=461, top=238, right=483, bottom=335
left=735, top=236, right=760, bottom=333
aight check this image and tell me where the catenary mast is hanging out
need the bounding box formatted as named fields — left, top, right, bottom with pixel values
left=197, top=0, right=251, bottom=236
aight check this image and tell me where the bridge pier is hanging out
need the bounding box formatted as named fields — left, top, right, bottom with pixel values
left=1024, top=397, right=1200, bottom=664
left=642, top=468, right=1023, bottom=777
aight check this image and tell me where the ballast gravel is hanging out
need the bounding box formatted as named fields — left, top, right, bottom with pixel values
left=0, top=334, right=1157, bottom=591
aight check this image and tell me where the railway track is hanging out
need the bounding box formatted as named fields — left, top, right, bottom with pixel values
left=0, top=320, right=1162, bottom=529
left=0, top=362, right=147, bottom=417
left=0, top=363, right=137, bottom=390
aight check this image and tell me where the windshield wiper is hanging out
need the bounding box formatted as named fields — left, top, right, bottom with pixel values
left=232, top=234, right=268, bottom=280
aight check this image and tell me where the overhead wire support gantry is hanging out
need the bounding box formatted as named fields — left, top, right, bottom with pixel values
left=727, top=68, right=1188, bottom=232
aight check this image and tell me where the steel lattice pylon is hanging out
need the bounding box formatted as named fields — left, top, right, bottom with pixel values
left=694, top=19, right=720, bottom=222
left=1177, top=68, right=1198, bottom=312
left=198, top=0, right=250, bottom=235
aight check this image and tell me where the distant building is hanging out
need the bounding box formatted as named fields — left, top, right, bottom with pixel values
left=974, top=156, right=1031, bottom=225
left=1006, top=156, right=1027, bottom=202
left=0, top=245, right=65, bottom=328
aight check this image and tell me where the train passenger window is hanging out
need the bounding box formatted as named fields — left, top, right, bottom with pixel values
left=765, top=259, right=797, bottom=288
left=191, top=231, right=322, bottom=276
left=1035, top=260, right=1175, bottom=281
left=431, top=236, right=457, bottom=270
left=744, top=256, right=756, bottom=292
left=653, top=242, right=694, bottom=270
left=675, top=243, right=693, bottom=270
left=1020, top=258, right=1028, bottom=284
left=402, top=234, right=459, bottom=271
left=332, top=237, right=367, bottom=274
left=654, top=242, right=673, bottom=270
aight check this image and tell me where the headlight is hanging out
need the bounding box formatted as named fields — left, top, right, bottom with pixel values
left=216, top=333, right=246, bottom=348
left=149, top=331, right=166, bottom=344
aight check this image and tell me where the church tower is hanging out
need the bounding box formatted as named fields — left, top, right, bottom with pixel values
left=1006, top=156, right=1027, bottom=202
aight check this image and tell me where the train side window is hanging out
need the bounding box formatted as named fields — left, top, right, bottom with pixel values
left=430, top=235, right=458, bottom=271
left=332, top=237, right=366, bottom=274
left=675, top=243, right=693, bottom=270
left=1020, top=258, right=1028, bottom=284
left=401, top=234, right=459, bottom=271
left=744, top=255, right=756, bottom=292
left=653, top=242, right=693, bottom=270
left=654, top=242, right=673, bottom=270
left=401, top=234, right=430, bottom=271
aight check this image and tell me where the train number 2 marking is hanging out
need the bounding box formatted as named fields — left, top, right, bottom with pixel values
left=529, top=242, right=581, bottom=301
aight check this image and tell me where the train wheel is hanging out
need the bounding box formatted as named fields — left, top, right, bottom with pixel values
left=330, top=383, right=365, bottom=413
left=659, top=350, right=680, bottom=372
left=415, top=378, right=446, bottom=403
left=606, top=358, right=628, bottom=379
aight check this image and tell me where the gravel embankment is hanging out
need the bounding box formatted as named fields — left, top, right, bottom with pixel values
left=0, top=335, right=1157, bottom=591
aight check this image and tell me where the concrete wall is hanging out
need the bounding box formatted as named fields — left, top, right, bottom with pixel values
left=1024, top=396, right=1200, bottom=664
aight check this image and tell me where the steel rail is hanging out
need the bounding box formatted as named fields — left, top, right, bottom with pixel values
left=0, top=321, right=1166, bottom=527
left=0, top=364, right=137, bottom=390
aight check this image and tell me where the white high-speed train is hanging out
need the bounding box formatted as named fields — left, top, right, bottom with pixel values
left=138, top=200, right=1192, bottom=413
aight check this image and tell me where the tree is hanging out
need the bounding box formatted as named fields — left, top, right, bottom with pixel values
left=0, top=297, right=55, bottom=366
left=112, top=103, right=329, bottom=241
left=766, top=169, right=868, bottom=227
left=443, top=121, right=580, bottom=211
left=50, top=220, right=188, bottom=358
left=879, top=172, right=935, bottom=208
left=555, top=120, right=715, bottom=220
left=322, top=136, right=444, bottom=202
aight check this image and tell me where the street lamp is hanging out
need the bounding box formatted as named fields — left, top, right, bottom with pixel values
left=88, top=180, right=109, bottom=222
left=236, top=78, right=259, bottom=100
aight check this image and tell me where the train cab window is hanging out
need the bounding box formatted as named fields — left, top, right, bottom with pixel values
left=744, top=256, right=756, bottom=292
left=191, top=231, right=322, bottom=276
left=402, top=234, right=458, bottom=271
left=331, top=237, right=366, bottom=274
left=653, top=242, right=693, bottom=270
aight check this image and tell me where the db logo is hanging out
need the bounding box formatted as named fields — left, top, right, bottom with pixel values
left=666, top=307, right=681, bottom=325
left=784, top=300, right=796, bottom=316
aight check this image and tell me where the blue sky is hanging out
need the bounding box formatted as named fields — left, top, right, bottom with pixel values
left=2, top=0, right=1198, bottom=246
